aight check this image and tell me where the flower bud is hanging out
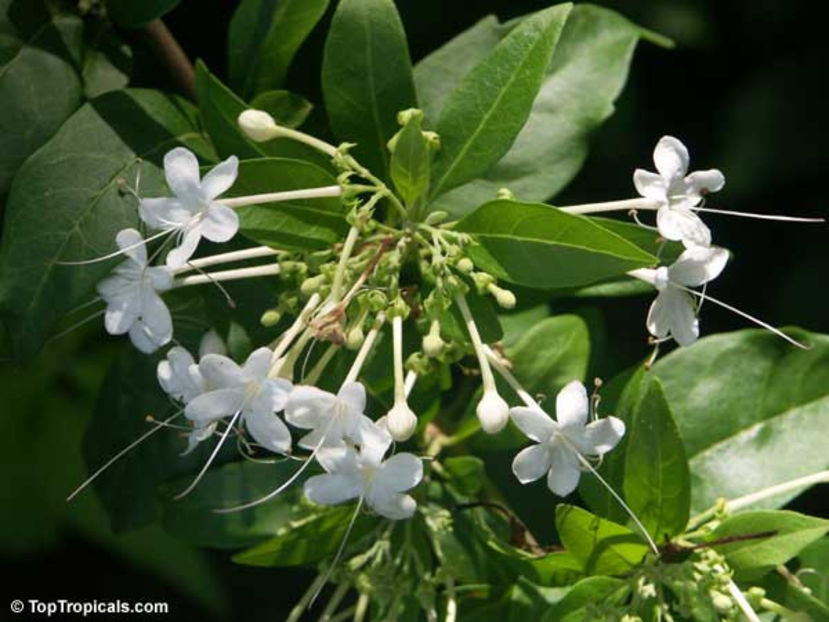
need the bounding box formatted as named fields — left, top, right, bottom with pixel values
left=471, top=271, right=495, bottom=293
left=424, top=210, right=448, bottom=225
left=361, top=290, right=388, bottom=312
left=300, top=274, right=326, bottom=296
left=386, top=401, right=418, bottom=441
left=456, top=257, right=474, bottom=273
left=488, top=284, right=516, bottom=309
left=259, top=308, right=282, bottom=327
left=497, top=187, right=515, bottom=200
left=423, top=131, right=441, bottom=151
left=346, top=325, right=365, bottom=350
left=423, top=320, right=445, bottom=357
left=238, top=109, right=280, bottom=142
left=709, top=590, right=733, bottom=614
left=396, top=108, right=424, bottom=125
left=476, top=389, right=509, bottom=434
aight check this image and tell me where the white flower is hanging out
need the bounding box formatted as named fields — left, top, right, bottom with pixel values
left=510, top=381, right=625, bottom=497
left=185, top=347, right=293, bottom=454
left=639, top=245, right=729, bottom=346
left=97, top=228, right=174, bottom=353
left=139, top=148, right=240, bottom=268
left=634, top=136, right=725, bottom=248
left=304, top=436, right=423, bottom=520
left=285, top=382, right=391, bottom=451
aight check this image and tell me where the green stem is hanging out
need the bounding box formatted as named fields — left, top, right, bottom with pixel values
left=287, top=572, right=328, bottom=622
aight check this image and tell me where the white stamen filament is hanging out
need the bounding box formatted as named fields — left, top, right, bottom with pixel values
left=310, top=496, right=365, bottom=608
left=66, top=411, right=182, bottom=502
left=269, top=293, right=322, bottom=370
left=220, top=186, right=342, bottom=208
left=343, top=313, right=386, bottom=386
left=173, top=263, right=281, bottom=287
left=483, top=345, right=660, bottom=556
left=175, top=246, right=280, bottom=274
left=174, top=409, right=242, bottom=500
left=455, top=295, right=497, bottom=395
left=57, top=228, right=172, bottom=265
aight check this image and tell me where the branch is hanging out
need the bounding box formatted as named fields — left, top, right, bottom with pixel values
left=142, top=19, right=196, bottom=100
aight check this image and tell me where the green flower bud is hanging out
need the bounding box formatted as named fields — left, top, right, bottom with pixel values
left=397, top=108, right=424, bottom=125
left=300, top=274, right=327, bottom=297
left=361, top=290, right=388, bottom=312
left=406, top=352, right=433, bottom=376
left=497, top=187, right=515, bottom=200
left=260, top=308, right=282, bottom=327
left=424, top=211, right=448, bottom=225
left=390, top=297, right=410, bottom=319
left=709, top=590, right=733, bottom=614
left=422, top=320, right=445, bottom=357
left=471, top=271, right=495, bottom=292
left=488, top=283, right=517, bottom=309
left=423, top=131, right=441, bottom=151
left=456, top=257, right=474, bottom=273
left=346, top=325, right=365, bottom=350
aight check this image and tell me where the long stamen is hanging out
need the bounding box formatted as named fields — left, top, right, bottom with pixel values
left=220, top=186, right=342, bottom=208
left=678, top=285, right=810, bottom=349
left=690, top=205, right=825, bottom=222
left=175, top=246, right=280, bottom=275
left=310, top=496, right=365, bottom=608
left=483, top=346, right=660, bottom=556
left=48, top=309, right=105, bottom=343
left=174, top=410, right=241, bottom=500
left=173, top=263, right=281, bottom=288
left=66, top=411, right=183, bottom=502
left=57, top=228, right=172, bottom=265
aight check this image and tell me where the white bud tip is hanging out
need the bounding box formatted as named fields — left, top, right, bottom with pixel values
left=422, top=333, right=445, bottom=357
left=238, top=109, right=279, bottom=142
left=387, top=402, right=418, bottom=441
left=476, top=390, right=509, bottom=434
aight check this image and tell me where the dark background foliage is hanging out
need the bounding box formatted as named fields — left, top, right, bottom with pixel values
left=3, top=0, right=827, bottom=619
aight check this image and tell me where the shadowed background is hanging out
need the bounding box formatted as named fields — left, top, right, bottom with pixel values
left=2, top=0, right=827, bottom=619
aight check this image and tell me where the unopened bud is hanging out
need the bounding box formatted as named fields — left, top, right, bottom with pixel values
left=260, top=309, right=283, bottom=327
left=456, top=257, right=474, bottom=273
left=346, top=325, right=365, bottom=350
left=423, top=320, right=444, bottom=357
left=423, top=131, right=441, bottom=151
left=396, top=108, right=424, bottom=125
left=390, top=297, right=410, bottom=319
left=709, top=590, right=733, bottom=614
left=406, top=352, right=433, bottom=376
left=300, top=274, right=327, bottom=296
left=386, top=401, right=418, bottom=441
left=496, top=187, right=515, bottom=200
left=424, top=210, right=448, bottom=225
left=488, top=284, right=516, bottom=309
left=238, top=109, right=280, bottom=142
left=476, top=389, right=509, bottom=434
left=471, top=271, right=495, bottom=293
left=361, top=290, right=388, bottom=312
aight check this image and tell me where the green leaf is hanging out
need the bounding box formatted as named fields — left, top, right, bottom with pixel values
left=162, top=460, right=307, bottom=549
left=106, top=0, right=180, bottom=28
left=442, top=456, right=484, bottom=496
left=389, top=113, right=430, bottom=207
left=762, top=569, right=829, bottom=622
left=228, top=0, right=329, bottom=99
left=652, top=329, right=829, bottom=512
left=233, top=504, right=379, bottom=567
left=707, top=510, right=829, bottom=581
left=541, top=576, right=629, bottom=622
left=430, top=4, right=571, bottom=198
left=194, top=61, right=330, bottom=167
left=321, top=0, right=417, bottom=179
left=430, top=6, right=657, bottom=216
left=422, top=503, right=479, bottom=581
left=0, top=89, right=214, bottom=358
left=0, top=0, right=84, bottom=195
left=227, top=157, right=348, bottom=251
left=556, top=504, right=650, bottom=576
left=439, top=287, right=503, bottom=345
left=249, top=89, right=313, bottom=128
left=623, top=376, right=690, bottom=539
left=456, top=200, right=657, bottom=289
left=797, top=538, right=829, bottom=607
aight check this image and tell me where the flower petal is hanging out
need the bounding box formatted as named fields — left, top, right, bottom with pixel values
left=285, top=385, right=336, bottom=428
left=146, top=266, right=174, bottom=291
left=376, top=453, right=423, bottom=493
left=199, top=329, right=227, bottom=357
left=351, top=415, right=392, bottom=463
left=653, top=136, right=689, bottom=180
left=633, top=169, right=667, bottom=202
left=242, top=347, right=273, bottom=380
left=115, top=228, right=147, bottom=265
left=244, top=405, right=292, bottom=454
left=683, top=169, right=725, bottom=204
left=185, top=388, right=245, bottom=423
left=201, top=203, right=239, bottom=243
left=369, top=492, right=416, bottom=520
left=129, top=320, right=169, bottom=353
left=337, top=382, right=366, bottom=416
left=555, top=380, right=589, bottom=428
left=102, top=294, right=139, bottom=335
left=304, top=473, right=362, bottom=506
left=199, top=354, right=244, bottom=388
left=165, top=225, right=202, bottom=269
left=264, top=378, right=293, bottom=412
left=138, top=197, right=186, bottom=231
left=512, top=444, right=552, bottom=484
left=582, top=417, right=626, bottom=455
left=647, top=287, right=698, bottom=346
left=316, top=445, right=357, bottom=473
left=164, top=147, right=202, bottom=201
left=546, top=444, right=581, bottom=496
left=668, top=245, right=729, bottom=287
left=201, top=155, right=239, bottom=200
left=510, top=406, right=555, bottom=443
left=656, top=206, right=711, bottom=248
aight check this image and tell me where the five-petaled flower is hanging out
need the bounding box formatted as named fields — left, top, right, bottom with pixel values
left=304, top=436, right=423, bottom=520
left=633, top=245, right=729, bottom=346
left=634, top=135, right=725, bottom=248
left=139, top=147, right=240, bottom=268
left=97, top=228, right=174, bottom=353
left=185, top=347, right=293, bottom=454
left=285, top=382, right=391, bottom=451
left=510, top=381, right=625, bottom=496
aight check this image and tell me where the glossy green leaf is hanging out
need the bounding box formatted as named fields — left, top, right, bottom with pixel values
left=797, top=538, right=829, bottom=607
left=232, top=504, right=379, bottom=567
left=439, top=288, right=503, bottom=345
left=707, top=510, right=829, bottom=581
left=228, top=0, right=329, bottom=99
left=321, top=0, right=416, bottom=179
left=227, top=157, right=348, bottom=251
left=249, top=89, right=313, bottom=128
left=456, top=200, right=657, bottom=289
left=422, top=503, right=479, bottom=581
left=389, top=114, right=430, bottom=207
left=442, top=456, right=485, bottom=496
left=652, top=329, right=829, bottom=512
left=555, top=504, right=650, bottom=576
left=194, top=61, right=330, bottom=167
left=430, top=5, right=663, bottom=216
left=541, top=576, right=628, bottom=622
left=162, top=460, right=306, bottom=549
left=430, top=4, right=571, bottom=198
left=0, top=0, right=83, bottom=195
left=0, top=89, right=214, bottom=358
left=106, top=0, right=180, bottom=28
left=623, top=376, right=691, bottom=539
